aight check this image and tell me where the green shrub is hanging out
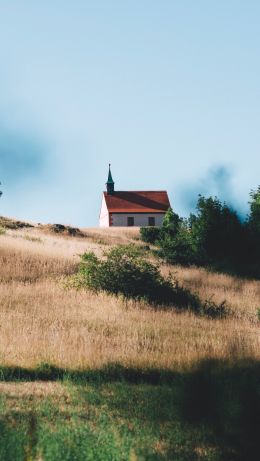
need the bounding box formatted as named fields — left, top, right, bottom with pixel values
left=71, top=244, right=229, bottom=317
left=74, top=244, right=199, bottom=309
left=0, top=226, right=6, bottom=235
left=157, top=231, right=197, bottom=265
left=140, top=226, right=161, bottom=244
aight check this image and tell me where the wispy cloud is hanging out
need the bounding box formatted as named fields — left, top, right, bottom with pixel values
left=176, top=165, right=245, bottom=216
left=0, top=124, right=48, bottom=187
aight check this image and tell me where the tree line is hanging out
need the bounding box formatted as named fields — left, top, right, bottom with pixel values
left=140, top=187, right=260, bottom=277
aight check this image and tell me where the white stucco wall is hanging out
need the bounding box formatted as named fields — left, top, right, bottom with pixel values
left=99, top=194, right=110, bottom=227
left=110, top=213, right=165, bottom=227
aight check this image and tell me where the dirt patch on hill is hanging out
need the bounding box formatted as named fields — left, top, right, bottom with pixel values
left=0, top=216, right=34, bottom=230
left=39, top=223, right=86, bottom=238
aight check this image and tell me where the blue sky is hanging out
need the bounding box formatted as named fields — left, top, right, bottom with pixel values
left=0, top=1, right=259, bottom=226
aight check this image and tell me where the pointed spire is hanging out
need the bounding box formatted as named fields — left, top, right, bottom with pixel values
left=106, top=164, right=115, bottom=194
left=107, top=164, right=114, bottom=183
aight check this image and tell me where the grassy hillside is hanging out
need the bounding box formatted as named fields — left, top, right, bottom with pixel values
left=0, top=219, right=259, bottom=460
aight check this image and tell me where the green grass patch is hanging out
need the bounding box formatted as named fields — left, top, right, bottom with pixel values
left=0, top=360, right=258, bottom=459
left=0, top=379, right=216, bottom=461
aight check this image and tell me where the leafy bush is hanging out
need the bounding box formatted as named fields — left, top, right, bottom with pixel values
left=71, top=245, right=228, bottom=317
left=140, top=208, right=182, bottom=245
left=74, top=244, right=200, bottom=309
left=157, top=227, right=197, bottom=265
left=140, top=226, right=161, bottom=244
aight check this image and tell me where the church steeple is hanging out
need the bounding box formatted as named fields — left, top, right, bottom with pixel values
left=106, top=164, right=115, bottom=194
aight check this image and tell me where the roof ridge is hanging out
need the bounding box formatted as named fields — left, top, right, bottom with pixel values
left=103, top=190, right=170, bottom=213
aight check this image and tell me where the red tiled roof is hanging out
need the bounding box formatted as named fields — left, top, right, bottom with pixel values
left=104, top=191, right=170, bottom=213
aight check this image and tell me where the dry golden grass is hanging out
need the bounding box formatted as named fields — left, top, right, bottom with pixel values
left=162, top=264, right=260, bottom=322
left=0, top=225, right=259, bottom=371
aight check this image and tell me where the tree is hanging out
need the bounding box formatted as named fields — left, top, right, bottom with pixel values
left=190, top=196, right=243, bottom=264
left=158, top=210, right=196, bottom=265
left=154, top=196, right=245, bottom=268
left=248, top=186, right=260, bottom=235
left=140, top=190, right=260, bottom=276
left=140, top=208, right=182, bottom=244
left=246, top=186, right=260, bottom=262
left=161, top=207, right=181, bottom=238
left=158, top=227, right=197, bottom=265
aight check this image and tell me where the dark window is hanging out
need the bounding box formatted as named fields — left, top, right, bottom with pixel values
left=148, top=217, right=155, bottom=226
left=127, top=217, right=134, bottom=227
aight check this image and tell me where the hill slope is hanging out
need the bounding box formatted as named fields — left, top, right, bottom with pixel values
left=0, top=218, right=259, bottom=369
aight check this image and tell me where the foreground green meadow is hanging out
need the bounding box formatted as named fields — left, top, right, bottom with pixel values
left=0, top=361, right=259, bottom=461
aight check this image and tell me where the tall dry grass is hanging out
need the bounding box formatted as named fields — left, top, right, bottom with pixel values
left=0, top=226, right=259, bottom=371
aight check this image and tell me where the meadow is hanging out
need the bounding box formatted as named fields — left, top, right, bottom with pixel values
left=0, top=221, right=259, bottom=460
